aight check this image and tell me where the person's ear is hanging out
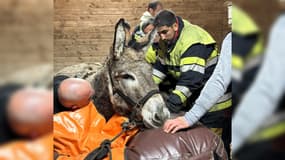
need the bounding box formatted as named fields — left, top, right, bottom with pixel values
left=172, top=23, right=178, bottom=32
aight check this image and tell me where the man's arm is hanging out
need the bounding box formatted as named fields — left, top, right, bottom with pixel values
left=166, top=43, right=216, bottom=113
left=152, top=57, right=168, bottom=84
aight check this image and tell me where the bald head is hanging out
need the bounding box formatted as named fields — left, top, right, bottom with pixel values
left=7, top=88, right=53, bottom=139
left=58, top=78, right=94, bottom=110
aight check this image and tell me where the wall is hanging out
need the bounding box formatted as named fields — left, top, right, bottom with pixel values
left=0, top=0, right=52, bottom=76
left=54, top=0, right=229, bottom=71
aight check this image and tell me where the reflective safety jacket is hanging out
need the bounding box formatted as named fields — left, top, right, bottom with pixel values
left=145, top=40, right=167, bottom=64
left=54, top=102, right=138, bottom=160
left=152, top=17, right=219, bottom=108
left=232, top=5, right=264, bottom=85
left=0, top=132, right=53, bottom=160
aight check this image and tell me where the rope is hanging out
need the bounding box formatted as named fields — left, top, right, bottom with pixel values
left=84, top=121, right=136, bottom=160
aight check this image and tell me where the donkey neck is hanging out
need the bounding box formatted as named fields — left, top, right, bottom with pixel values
left=92, top=68, right=114, bottom=121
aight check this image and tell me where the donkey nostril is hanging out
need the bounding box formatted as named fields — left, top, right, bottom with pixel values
left=153, top=113, right=161, bottom=123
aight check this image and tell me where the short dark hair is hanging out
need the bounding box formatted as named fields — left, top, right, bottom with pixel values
left=148, top=1, right=163, bottom=10
left=154, top=10, right=176, bottom=27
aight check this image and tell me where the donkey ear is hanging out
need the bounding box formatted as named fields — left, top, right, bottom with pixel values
left=141, top=29, right=158, bottom=52
left=112, top=18, right=129, bottom=60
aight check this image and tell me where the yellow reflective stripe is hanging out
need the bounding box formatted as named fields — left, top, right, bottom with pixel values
left=175, top=72, right=181, bottom=77
left=134, top=34, right=141, bottom=41
left=209, top=99, right=232, bottom=112
left=249, top=121, right=285, bottom=143
left=173, top=90, right=187, bottom=103
left=206, top=56, right=218, bottom=68
left=208, top=49, right=219, bottom=60
left=152, top=75, right=162, bottom=84
left=169, top=70, right=180, bottom=78
left=180, top=57, right=205, bottom=66
left=248, top=36, right=264, bottom=58
left=232, top=54, right=244, bottom=70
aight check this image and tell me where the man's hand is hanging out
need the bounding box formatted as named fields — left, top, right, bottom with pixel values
left=163, top=116, right=191, bottom=133
left=166, top=94, right=183, bottom=113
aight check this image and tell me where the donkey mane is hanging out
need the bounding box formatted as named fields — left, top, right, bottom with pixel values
left=91, top=64, right=114, bottom=120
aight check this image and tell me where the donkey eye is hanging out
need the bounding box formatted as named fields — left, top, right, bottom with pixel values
left=121, top=73, right=135, bottom=80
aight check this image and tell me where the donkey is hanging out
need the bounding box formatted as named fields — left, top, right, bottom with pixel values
left=55, top=19, right=170, bottom=128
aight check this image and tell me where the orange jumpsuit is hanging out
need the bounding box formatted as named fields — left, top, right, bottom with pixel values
left=54, top=102, right=138, bottom=160
left=0, top=132, right=53, bottom=160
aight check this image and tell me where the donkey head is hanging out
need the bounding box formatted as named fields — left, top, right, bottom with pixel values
left=107, top=19, right=170, bottom=128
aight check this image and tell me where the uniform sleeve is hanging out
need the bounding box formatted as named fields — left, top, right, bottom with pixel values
left=152, top=57, right=168, bottom=84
